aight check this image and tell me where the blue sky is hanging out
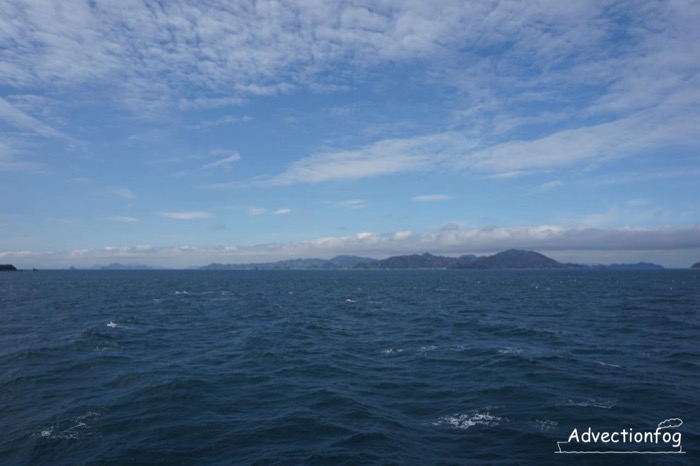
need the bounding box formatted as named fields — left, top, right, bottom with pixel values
left=1, top=0, right=699, bottom=268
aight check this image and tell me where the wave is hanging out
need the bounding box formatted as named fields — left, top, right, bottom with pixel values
left=432, top=410, right=505, bottom=430
left=32, top=411, right=102, bottom=441
left=594, top=360, right=622, bottom=368
left=557, top=397, right=617, bottom=409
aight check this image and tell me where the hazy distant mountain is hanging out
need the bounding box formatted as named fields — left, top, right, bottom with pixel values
left=606, top=262, right=664, bottom=270
left=691, top=262, right=700, bottom=269
left=453, top=249, right=582, bottom=269
left=353, top=250, right=584, bottom=269
left=354, top=253, right=477, bottom=269
left=98, top=263, right=155, bottom=270
left=327, top=255, right=378, bottom=268
left=88, top=251, right=678, bottom=271
left=356, top=249, right=584, bottom=269
left=201, top=255, right=375, bottom=270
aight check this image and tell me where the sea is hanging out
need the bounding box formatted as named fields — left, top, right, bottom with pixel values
left=1, top=269, right=698, bottom=465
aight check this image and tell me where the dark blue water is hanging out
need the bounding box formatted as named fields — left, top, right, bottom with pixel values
left=1, top=270, right=698, bottom=465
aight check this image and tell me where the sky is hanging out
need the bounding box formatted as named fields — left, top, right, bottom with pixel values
left=1, top=0, right=699, bottom=268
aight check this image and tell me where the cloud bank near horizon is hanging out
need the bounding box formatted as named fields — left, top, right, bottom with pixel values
left=3, top=224, right=698, bottom=269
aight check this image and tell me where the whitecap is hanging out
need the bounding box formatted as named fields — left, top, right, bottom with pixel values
left=106, top=321, right=118, bottom=328
left=33, top=411, right=101, bottom=440
left=383, top=348, right=404, bottom=355
left=594, top=361, right=622, bottom=368
left=432, top=411, right=504, bottom=430
left=345, top=299, right=356, bottom=303
left=498, top=347, right=522, bottom=355
left=560, top=397, right=616, bottom=409
left=533, top=419, right=558, bottom=431
left=420, top=345, right=437, bottom=352
left=94, top=345, right=118, bottom=352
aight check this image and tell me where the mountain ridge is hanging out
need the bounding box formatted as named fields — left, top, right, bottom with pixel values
left=200, top=255, right=375, bottom=270
left=199, top=250, right=605, bottom=270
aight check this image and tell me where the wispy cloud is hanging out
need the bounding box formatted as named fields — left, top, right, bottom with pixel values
left=561, top=199, right=670, bottom=229
left=178, top=97, right=246, bottom=111
left=168, top=151, right=242, bottom=177
left=0, top=97, right=66, bottom=139
left=250, top=95, right=699, bottom=184
left=0, top=138, right=36, bottom=171
left=106, top=216, right=138, bottom=223
left=201, top=152, right=241, bottom=171
left=273, top=208, right=291, bottom=215
left=104, top=187, right=136, bottom=200
left=263, top=134, right=458, bottom=185
left=534, top=181, right=563, bottom=193
left=1, top=1, right=697, bottom=122
left=159, top=211, right=211, bottom=220
left=189, top=115, right=252, bottom=131
left=412, top=194, right=452, bottom=202
left=0, top=1, right=501, bottom=109
left=247, top=207, right=267, bottom=217
left=338, top=199, right=367, bottom=209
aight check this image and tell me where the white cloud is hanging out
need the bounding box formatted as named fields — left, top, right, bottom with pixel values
left=412, top=194, right=452, bottom=202
left=159, top=211, right=211, bottom=220
left=201, top=152, right=241, bottom=170
left=106, top=216, right=138, bottom=223
left=0, top=97, right=66, bottom=139
left=534, top=181, right=563, bottom=193
left=0, top=0, right=495, bottom=107
left=247, top=207, right=267, bottom=216
left=461, top=110, right=698, bottom=174
left=4, top=224, right=698, bottom=269
left=1, top=1, right=697, bottom=124
left=0, top=1, right=598, bottom=120
left=0, top=137, right=36, bottom=171
left=273, top=208, right=291, bottom=215
left=189, top=115, right=252, bottom=131
left=264, top=133, right=458, bottom=185
left=177, top=97, right=246, bottom=111
left=104, top=187, right=136, bottom=200
left=561, top=200, right=671, bottom=229
left=1, top=1, right=697, bottom=181
left=251, top=91, right=699, bottom=184
left=339, top=199, right=367, bottom=209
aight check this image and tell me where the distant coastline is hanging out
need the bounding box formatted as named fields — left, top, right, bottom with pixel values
left=197, top=249, right=688, bottom=271
left=10, top=250, right=700, bottom=272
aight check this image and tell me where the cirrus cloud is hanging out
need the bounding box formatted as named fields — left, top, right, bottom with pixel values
left=159, top=211, right=211, bottom=220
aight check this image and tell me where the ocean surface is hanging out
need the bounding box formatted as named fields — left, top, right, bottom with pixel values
left=1, top=269, right=698, bottom=465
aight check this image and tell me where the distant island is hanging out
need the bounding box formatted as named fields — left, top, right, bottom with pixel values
left=606, top=262, right=665, bottom=270
left=354, top=249, right=583, bottom=269
left=200, top=250, right=668, bottom=271
left=66, top=263, right=157, bottom=270
left=692, top=262, right=700, bottom=269
left=97, top=263, right=155, bottom=270
left=201, top=255, right=374, bottom=270
left=0, top=264, right=19, bottom=272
